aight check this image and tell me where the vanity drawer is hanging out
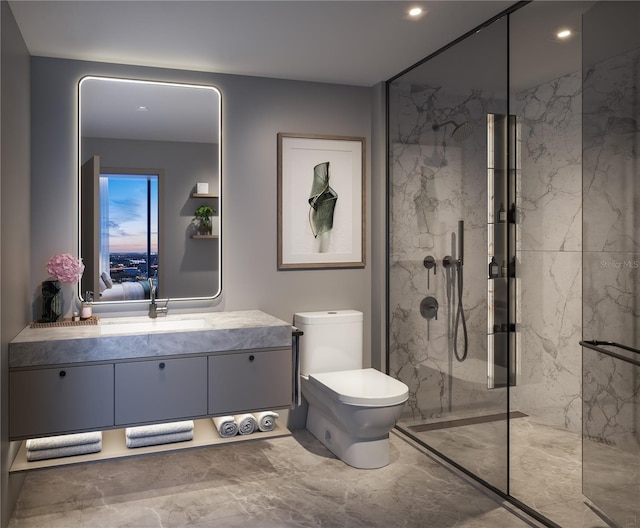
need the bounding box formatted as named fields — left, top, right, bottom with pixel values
left=115, top=356, right=207, bottom=425
left=208, top=347, right=292, bottom=415
left=9, top=364, right=114, bottom=439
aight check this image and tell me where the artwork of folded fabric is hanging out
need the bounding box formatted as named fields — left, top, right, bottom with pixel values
left=27, top=440, right=102, bottom=461
left=26, top=431, right=102, bottom=451
left=125, top=430, right=194, bottom=449
left=125, top=420, right=194, bottom=439
left=253, top=411, right=279, bottom=432
left=235, top=413, right=257, bottom=435
left=212, top=416, right=238, bottom=438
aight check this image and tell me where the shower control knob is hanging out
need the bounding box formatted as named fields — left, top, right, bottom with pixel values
left=442, top=256, right=454, bottom=268
left=423, top=255, right=436, bottom=271
left=420, top=296, right=439, bottom=321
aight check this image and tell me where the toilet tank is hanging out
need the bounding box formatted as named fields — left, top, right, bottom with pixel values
left=294, top=310, right=363, bottom=375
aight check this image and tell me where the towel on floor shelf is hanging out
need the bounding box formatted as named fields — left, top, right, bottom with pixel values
left=27, top=440, right=102, bottom=461
left=125, top=420, right=194, bottom=439
left=235, top=413, right=257, bottom=435
left=253, top=411, right=279, bottom=432
left=125, top=430, right=194, bottom=449
left=212, top=416, right=238, bottom=438
left=26, top=431, right=102, bottom=451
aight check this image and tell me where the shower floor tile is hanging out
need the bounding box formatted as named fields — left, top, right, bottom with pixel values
left=399, top=414, right=613, bottom=528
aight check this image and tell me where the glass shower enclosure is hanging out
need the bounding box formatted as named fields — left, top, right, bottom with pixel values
left=387, top=14, right=511, bottom=494
left=387, top=1, right=639, bottom=526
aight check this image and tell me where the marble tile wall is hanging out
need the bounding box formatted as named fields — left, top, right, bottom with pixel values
left=582, top=45, right=640, bottom=455
left=389, top=69, right=585, bottom=436
left=388, top=82, right=506, bottom=422
left=512, top=70, right=583, bottom=433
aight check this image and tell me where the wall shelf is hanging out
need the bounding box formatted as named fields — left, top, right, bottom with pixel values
left=10, top=419, right=290, bottom=473
left=191, top=193, right=218, bottom=198
left=191, top=234, right=218, bottom=239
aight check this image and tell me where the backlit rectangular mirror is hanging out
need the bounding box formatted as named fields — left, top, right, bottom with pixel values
left=78, top=76, right=221, bottom=303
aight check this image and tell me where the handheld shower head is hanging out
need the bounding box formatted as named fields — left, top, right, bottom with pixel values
left=432, top=120, right=475, bottom=142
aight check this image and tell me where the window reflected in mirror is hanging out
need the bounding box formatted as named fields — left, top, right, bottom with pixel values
left=99, top=171, right=160, bottom=301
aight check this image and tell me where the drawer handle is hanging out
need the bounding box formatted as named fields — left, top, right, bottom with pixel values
left=249, top=355, right=255, bottom=362
left=59, top=370, right=66, bottom=378
left=159, top=362, right=166, bottom=370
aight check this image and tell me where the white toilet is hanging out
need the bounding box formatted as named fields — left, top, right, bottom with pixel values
left=294, top=310, right=408, bottom=469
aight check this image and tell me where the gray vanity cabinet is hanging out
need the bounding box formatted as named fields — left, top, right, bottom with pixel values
left=208, top=348, right=292, bottom=415
left=9, top=364, right=114, bottom=438
left=115, top=356, right=208, bottom=425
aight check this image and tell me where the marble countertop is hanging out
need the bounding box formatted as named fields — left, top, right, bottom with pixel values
left=10, top=310, right=292, bottom=368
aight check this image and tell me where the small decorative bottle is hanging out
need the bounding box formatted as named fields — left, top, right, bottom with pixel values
left=489, top=257, right=500, bottom=279
left=497, top=203, right=507, bottom=223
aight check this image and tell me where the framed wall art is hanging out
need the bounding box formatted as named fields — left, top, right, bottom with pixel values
left=277, top=133, right=365, bottom=270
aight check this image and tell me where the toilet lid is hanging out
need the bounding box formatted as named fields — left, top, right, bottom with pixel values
left=308, top=368, right=409, bottom=406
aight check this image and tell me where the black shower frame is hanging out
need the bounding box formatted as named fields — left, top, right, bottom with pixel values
left=384, top=2, right=562, bottom=527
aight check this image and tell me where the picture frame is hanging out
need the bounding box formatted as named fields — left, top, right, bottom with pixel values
left=277, top=133, right=365, bottom=270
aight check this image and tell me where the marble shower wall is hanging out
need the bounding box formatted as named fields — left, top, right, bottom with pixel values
left=512, top=70, right=583, bottom=433
left=389, top=69, right=585, bottom=434
left=582, top=44, right=640, bottom=450
left=388, top=81, right=506, bottom=421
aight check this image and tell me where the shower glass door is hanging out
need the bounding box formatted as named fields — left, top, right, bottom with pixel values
left=387, top=16, right=511, bottom=492
left=582, top=2, right=640, bottom=525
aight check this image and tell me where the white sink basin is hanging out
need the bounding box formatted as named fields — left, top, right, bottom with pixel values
left=100, top=318, right=208, bottom=335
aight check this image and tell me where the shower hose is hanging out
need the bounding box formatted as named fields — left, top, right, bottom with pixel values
left=454, top=260, right=468, bottom=362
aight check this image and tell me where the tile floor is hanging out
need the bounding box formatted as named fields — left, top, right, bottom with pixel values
left=403, top=414, right=624, bottom=528
left=9, top=429, right=544, bottom=527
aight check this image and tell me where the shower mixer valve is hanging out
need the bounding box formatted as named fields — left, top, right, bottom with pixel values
left=420, top=296, right=439, bottom=341
left=423, top=255, right=436, bottom=288
left=420, top=296, right=439, bottom=320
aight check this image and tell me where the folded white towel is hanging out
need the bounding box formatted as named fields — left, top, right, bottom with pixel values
left=253, top=411, right=279, bottom=432
left=125, top=420, right=194, bottom=439
left=235, top=413, right=257, bottom=435
left=27, top=441, right=102, bottom=461
left=26, top=431, right=102, bottom=451
left=212, top=416, right=238, bottom=438
left=125, top=430, right=193, bottom=449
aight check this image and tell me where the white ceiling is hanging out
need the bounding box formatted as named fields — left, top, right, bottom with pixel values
left=8, top=1, right=593, bottom=143
left=8, top=0, right=514, bottom=87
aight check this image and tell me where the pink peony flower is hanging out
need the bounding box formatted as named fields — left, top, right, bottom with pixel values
left=46, top=253, right=85, bottom=284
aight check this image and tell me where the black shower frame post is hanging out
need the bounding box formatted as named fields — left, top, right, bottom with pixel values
left=384, top=2, right=561, bottom=527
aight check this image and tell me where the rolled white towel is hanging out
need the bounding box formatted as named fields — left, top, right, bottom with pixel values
left=253, top=411, right=279, bottom=432
left=125, top=420, right=194, bottom=439
left=126, top=430, right=193, bottom=449
left=235, top=413, right=257, bottom=435
left=27, top=440, right=102, bottom=461
left=26, top=431, right=102, bottom=451
left=212, top=416, right=238, bottom=438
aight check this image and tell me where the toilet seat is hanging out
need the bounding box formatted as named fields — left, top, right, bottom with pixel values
left=308, top=368, right=408, bottom=406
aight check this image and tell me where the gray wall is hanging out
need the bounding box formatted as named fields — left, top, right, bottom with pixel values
left=30, top=56, right=376, bottom=356
left=1, top=1, right=30, bottom=524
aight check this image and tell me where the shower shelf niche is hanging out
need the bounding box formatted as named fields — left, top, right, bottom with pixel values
left=487, top=113, right=517, bottom=389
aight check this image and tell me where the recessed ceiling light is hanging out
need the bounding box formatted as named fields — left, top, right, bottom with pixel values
left=137, top=105, right=148, bottom=112
left=409, top=7, right=423, bottom=17
left=557, top=29, right=572, bottom=39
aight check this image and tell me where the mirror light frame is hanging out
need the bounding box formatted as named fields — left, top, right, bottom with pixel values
left=78, top=75, right=222, bottom=304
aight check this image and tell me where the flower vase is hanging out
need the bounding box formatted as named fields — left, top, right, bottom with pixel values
left=41, top=279, right=62, bottom=322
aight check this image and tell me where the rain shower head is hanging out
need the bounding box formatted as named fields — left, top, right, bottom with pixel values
left=432, top=120, right=475, bottom=142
